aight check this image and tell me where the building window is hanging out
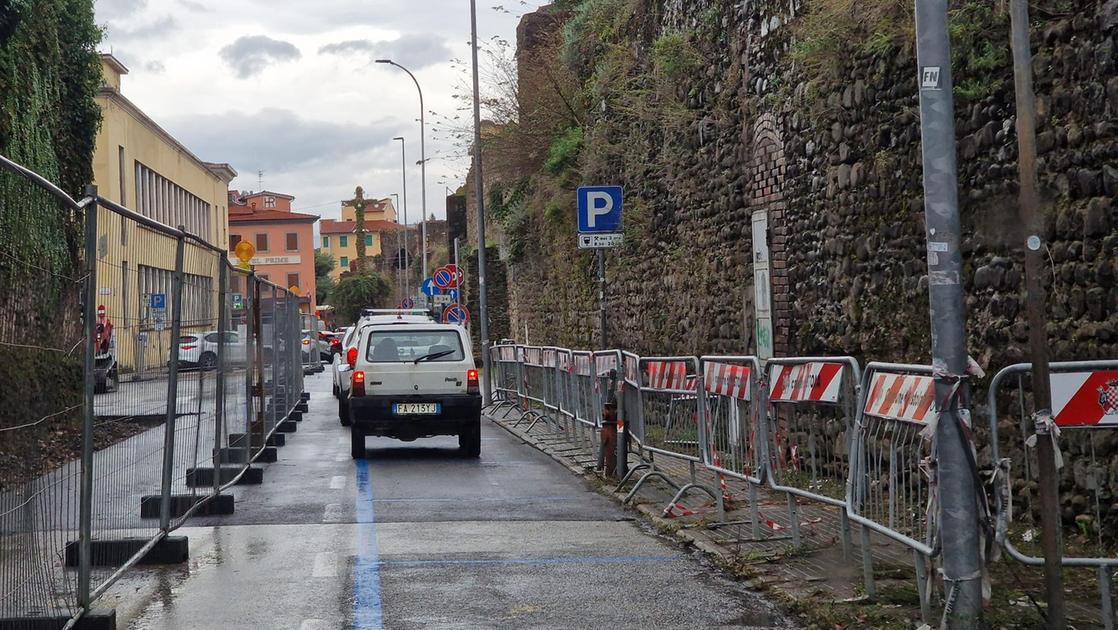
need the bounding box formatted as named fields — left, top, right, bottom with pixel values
left=133, top=161, right=211, bottom=236
left=340, top=256, right=349, bottom=268
left=286, top=273, right=300, bottom=290
left=264, top=196, right=276, bottom=208
left=321, top=236, right=330, bottom=248
left=339, top=235, right=348, bottom=248
left=364, top=233, right=373, bottom=247
left=286, top=232, right=298, bottom=251
left=230, top=234, right=241, bottom=250
left=256, top=233, right=268, bottom=252
left=229, top=274, right=241, bottom=294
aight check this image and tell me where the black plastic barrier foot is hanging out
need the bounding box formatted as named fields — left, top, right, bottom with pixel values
left=63, top=536, right=191, bottom=568
left=288, top=411, right=303, bottom=422
left=300, top=391, right=310, bottom=401
left=0, top=609, right=116, bottom=629
left=140, top=495, right=234, bottom=519
left=276, top=420, right=297, bottom=433
left=186, top=466, right=263, bottom=487
left=215, top=446, right=277, bottom=464
left=294, top=401, right=309, bottom=413
left=228, top=432, right=285, bottom=447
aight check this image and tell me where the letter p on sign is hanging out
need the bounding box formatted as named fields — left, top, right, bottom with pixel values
left=577, top=186, right=624, bottom=233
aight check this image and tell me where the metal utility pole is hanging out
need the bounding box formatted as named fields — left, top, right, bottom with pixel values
left=393, top=137, right=411, bottom=296
left=912, top=0, right=983, bottom=626
left=469, top=0, right=492, bottom=404
left=392, top=192, right=403, bottom=301
left=1009, top=1, right=1066, bottom=625
left=597, top=249, right=607, bottom=349
left=376, top=59, right=429, bottom=280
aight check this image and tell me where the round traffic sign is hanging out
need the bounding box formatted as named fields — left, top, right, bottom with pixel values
left=433, top=267, right=455, bottom=290
left=442, top=303, right=469, bottom=325
left=444, top=264, right=464, bottom=286
left=401, top=297, right=414, bottom=309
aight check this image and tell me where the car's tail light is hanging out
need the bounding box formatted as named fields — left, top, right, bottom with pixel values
left=352, top=370, right=366, bottom=396
left=302, top=338, right=311, bottom=346
left=467, top=369, right=479, bottom=395
left=347, top=347, right=358, bottom=368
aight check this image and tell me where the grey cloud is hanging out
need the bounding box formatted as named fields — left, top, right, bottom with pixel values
left=219, top=35, right=301, bottom=79
left=164, top=108, right=400, bottom=174
left=107, top=15, right=176, bottom=41
left=318, top=40, right=376, bottom=56
left=178, top=0, right=209, bottom=11
left=95, top=0, right=147, bottom=21
left=318, top=33, right=452, bottom=69
left=145, top=60, right=166, bottom=73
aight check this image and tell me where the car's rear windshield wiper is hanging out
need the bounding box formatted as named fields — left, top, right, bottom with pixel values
left=414, top=350, right=455, bottom=364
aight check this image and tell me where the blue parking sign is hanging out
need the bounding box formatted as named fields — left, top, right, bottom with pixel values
left=150, top=293, right=166, bottom=309
left=577, top=186, right=623, bottom=233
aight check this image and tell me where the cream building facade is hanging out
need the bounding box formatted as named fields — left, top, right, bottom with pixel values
left=92, top=54, right=236, bottom=373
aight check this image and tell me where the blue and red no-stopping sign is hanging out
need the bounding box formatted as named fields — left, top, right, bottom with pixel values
left=442, top=303, right=469, bottom=325
left=433, top=267, right=455, bottom=290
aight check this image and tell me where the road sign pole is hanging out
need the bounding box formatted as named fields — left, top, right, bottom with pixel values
left=1009, top=0, right=1065, bottom=624
left=597, top=248, right=607, bottom=350
left=913, top=0, right=982, bottom=626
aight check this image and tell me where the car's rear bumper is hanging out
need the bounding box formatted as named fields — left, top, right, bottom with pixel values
left=350, top=394, right=481, bottom=438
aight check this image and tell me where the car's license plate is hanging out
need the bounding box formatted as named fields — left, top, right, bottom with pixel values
left=393, top=403, right=440, bottom=415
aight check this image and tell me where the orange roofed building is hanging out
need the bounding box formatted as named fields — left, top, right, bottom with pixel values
left=228, top=190, right=319, bottom=311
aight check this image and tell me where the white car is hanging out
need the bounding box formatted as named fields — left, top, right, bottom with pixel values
left=175, top=331, right=247, bottom=370
left=334, top=310, right=439, bottom=424
left=344, top=319, right=481, bottom=459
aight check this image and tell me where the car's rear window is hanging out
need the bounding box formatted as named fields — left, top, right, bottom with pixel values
left=365, top=329, right=465, bottom=363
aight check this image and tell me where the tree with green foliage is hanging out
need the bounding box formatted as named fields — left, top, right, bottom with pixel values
left=329, top=272, right=392, bottom=325
left=314, top=250, right=336, bottom=303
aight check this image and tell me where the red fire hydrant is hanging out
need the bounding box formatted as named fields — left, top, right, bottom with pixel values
left=598, top=401, right=618, bottom=477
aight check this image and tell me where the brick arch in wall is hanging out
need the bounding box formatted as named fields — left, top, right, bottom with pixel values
left=746, top=113, right=790, bottom=357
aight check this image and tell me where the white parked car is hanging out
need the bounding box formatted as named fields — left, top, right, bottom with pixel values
left=334, top=311, right=438, bottom=415
left=175, top=331, right=247, bottom=370
left=343, top=319, right=481, bottom=459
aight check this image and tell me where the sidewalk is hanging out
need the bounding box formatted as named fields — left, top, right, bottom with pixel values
left=486, top=403, right=1105, bottom=629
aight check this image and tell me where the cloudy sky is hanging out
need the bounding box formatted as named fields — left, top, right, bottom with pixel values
left=95, top=0, right=549, bottom=224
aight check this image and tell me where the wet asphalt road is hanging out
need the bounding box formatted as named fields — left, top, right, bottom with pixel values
left=109, top=372, right=793, bottom=629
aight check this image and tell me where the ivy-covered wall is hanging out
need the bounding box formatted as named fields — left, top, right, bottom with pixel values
left=0, top=0, right=102, bottom=486
left=487, top=0, right=1118, bottom=537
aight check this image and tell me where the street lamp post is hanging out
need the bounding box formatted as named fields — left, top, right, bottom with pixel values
left=377, top=59, right=428, bottom=282
left=469, top=0, right=492, bottom=404
left=391, top=192, right=402, bottom=301
left=393, top=137, right=411, bottom=297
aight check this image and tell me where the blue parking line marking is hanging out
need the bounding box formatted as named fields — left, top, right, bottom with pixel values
left=353, top=459, right=383, bottom=629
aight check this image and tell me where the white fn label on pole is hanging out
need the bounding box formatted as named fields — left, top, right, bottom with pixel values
left=921, top=67, right=942, bottom=90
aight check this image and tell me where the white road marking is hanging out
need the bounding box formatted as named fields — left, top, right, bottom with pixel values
left=312, top=552, right=338, bottom=578
left=323, top=503, right=345, bottom=523
left=330, top=475, right=346, bottom=490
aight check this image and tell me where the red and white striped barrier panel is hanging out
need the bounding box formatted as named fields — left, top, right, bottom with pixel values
left=595, top=353, right=618, bottom=376
left=524, top=347, right=543, bottom=366
left=623, top=354, right=640, bottom=384
left=558, top=352, right=572, bottom=374
left=862, top=372, right=937, bottom=423
left=543, top=348, right=558, bottom=368
left=704, top=362, right=753, bottom=401
left=645, top=361, right=690, bottom=390
left=497, top=346, right=516, bottom=362
left=768, top=362, right=845, bottom=403
left=1052, top=370, right=1118, bottom=426
left=574, top=354, right=592, bottom=377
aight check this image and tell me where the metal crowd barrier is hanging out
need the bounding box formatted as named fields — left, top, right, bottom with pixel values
left=0, top=153, right=306, bottom=627
left=620, top=356, right=723, bottom=519
left=765, top=357, right=868, bottom=586
left=697, top=356, right=766, bottom=536
left=512, top=346, right=548, bottom=428
left=486, top=343, right=520, bottom=417
left=847, top=362, right=938, bottom=621
left=988, top=360, right=1118, bottom=629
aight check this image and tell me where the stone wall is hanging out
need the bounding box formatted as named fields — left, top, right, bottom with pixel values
left=492, top=0, right=1118, bottom=538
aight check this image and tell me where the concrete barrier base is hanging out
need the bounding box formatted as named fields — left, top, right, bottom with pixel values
left=63, top=536, right=190, bottom=567
left=185, top=466, right=263, bottom=487
left=0, top=609, right=116, bottom=629
left=139, top=494, right=234, bottom=519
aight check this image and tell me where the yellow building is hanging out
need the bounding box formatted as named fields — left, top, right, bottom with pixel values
left=319, top=198, right=406, bottom=281
left=92, top=54, right=236, bottom=374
